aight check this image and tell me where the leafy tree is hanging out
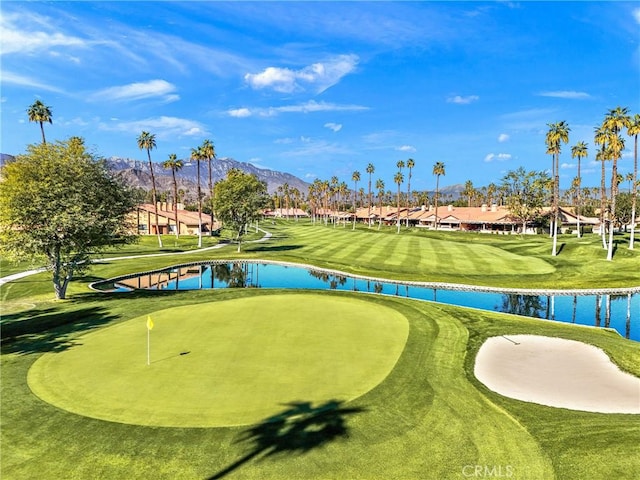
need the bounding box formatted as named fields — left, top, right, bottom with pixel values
left=351, top=170, right=360, bottom=230
left=27, top=99, right=53, bottom=144
left=627, top=113, right=639, bottom=250
left=394, top=170, right=403, bottom=234
left=405, top=158, right=415, bottom=227
left=214, top=169, right=269, bottom=252
left=162, top=153, right=184, bottom=239
left=190, top=145, right=205, bottom=247
left=501, top=167, right=550, bottom=234
left=570, top=141, right=588, bottom=237
left=602, top=107, right=630, bottom=260
left=545, top=121, right=570, bottom=256
left=432, top=161, right=446, bottom=230
left=137, top=131, right=162, bottom=248
left=376, top=178, right=385, bottom=230
left=201, top=139, right=216, bottom=225
left=366, top=163, right=375, bottom=227
left=0, top=139, right=137, bottom=299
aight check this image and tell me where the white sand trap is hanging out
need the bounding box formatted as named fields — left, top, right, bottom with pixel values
left=475, top=335, right=640, bottom=414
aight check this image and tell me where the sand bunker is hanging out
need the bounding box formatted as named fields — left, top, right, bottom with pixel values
left=475, top=335, right=640, bottom=414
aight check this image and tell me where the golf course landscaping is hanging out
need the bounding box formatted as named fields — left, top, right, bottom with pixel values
left=2, top=221, right=639, bottom=479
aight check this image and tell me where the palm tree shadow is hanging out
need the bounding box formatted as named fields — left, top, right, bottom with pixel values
left=208, top=399, right=366, bottom=480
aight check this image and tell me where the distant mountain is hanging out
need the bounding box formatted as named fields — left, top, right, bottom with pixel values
left=106, top=156, right=310, bottom=198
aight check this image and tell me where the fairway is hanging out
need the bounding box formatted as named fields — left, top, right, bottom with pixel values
left=27, top=294, right=409, bottom=427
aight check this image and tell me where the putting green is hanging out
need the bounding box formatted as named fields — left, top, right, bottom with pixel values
left=28, top=294, right=409, bottom=427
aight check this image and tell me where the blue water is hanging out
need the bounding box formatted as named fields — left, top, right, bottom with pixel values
left=119, top=262, right=639, bottom=341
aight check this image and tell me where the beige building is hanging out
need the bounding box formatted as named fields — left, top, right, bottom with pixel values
left=132, top=203, right=220, bottom=236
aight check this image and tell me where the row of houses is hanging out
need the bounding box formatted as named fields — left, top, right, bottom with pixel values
left=263, top=205, right=600, bottom=234
left=132, top=203, right=220, bottom=236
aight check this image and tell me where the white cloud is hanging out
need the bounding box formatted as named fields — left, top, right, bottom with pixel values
left=324, top=122, right=343, bottom=132
left=484, top=153, right=512, bottom=162
left=396, top=145, right=416, bottom=153
left=101, top=116, right=206, bottom=138
left=305, top=173, right=318, bottom=179
left=91, top=80, right=179, bottom=103
left=561, top=163, right=576, bottom=169
left=633, top=8, right=640, bottom=24
left=0, top=70, right=63, bottom=92
left=228, top=108, right=252, bottom=118
left=0, top=13, right=87, bottom=55
left=498, top=133, right=510, bottom=143
left=538, top=90, right=591, bottom=99
left=447, top=95, right=479, bottom=104
left=244, top=54, right=359, bottom=94
left=227, top=100, right=368, bottom=117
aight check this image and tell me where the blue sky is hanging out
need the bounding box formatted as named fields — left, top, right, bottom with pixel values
left=2, top=1, right=639, bottom=191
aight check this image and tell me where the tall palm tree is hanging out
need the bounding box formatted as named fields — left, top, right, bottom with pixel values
left=137, top=131, right=163, bottom=247
left=602, top=107, right=631, bottom=260
left=463, top=180, right=475, bottom=207
left=394, top=171, right=404, bottom=234
left=594, top=125, right=610, bottom=248
left=162, top=153, right=184, bottom=239
left=366, top=163, right=375, bottom=227
left=545, top=121, right=570, bottom=256
left=27, top=100, right=52, bottom=144
left=571, top=141, right=588, bottom=238
left=201, top=139, right=216, bottom=226
left=351, top=171, right=360, bottom=230
left=376, top=179, right=385, bottom=230
left=627, top=114, right=640, bottom=250
left=432, top=162, right=446, bottom=230
left=405, top=158, right=415, bottom=227
left=190, top=146, right=204, bottom=247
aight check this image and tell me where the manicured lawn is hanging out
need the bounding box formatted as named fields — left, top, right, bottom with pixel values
left=2, top=289, right=639, bottom=479
left=1, top=221, right=639, bottom=479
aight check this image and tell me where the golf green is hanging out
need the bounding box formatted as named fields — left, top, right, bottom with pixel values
left=27, top=294, right=409, bottom=427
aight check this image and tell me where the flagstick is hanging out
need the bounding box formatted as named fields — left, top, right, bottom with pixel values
left=147, top=326, right=151, bottom=365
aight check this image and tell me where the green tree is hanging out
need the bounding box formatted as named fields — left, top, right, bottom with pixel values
left=190, top=146, right=205, bottom=247
left=462, top=180, right=475, bottom=207
left=376, top=178, right=385, bottom=230
left=405, top=158, right=415, bottom=227
left=201, top=139, right=216, bottom=226
left=432, top=161, right=446, bottom=230
left=501, top=167, right=550, bottom=234
left=602, top=107, right=630, bottom=260
left=594, top=125, right=611, bottom=248
left=214, top=169, right=269, bottom=252
left=0, top=139, right=137, bottom=299
left=366, top=163, right=375, bottom=227
left=27, top=99, right=53, bottom=144
left=162, top=153, right=184, bottom=239
left=394, top=170, right=404, bottom=234
left=137, top=131, right=162, bottom=248
left=545, top=121, right=570, bottom=256
left=570, top=141, right=588, bottom=238
left=351, top=170, right=360, bottom=230
left=627, top=113, right=639, bottom=250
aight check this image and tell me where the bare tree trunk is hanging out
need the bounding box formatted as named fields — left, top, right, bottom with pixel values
left=630, top=135, right=637, bottom=250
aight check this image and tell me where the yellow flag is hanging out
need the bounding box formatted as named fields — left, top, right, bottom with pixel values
left=147, top=316, right=154, bottom=330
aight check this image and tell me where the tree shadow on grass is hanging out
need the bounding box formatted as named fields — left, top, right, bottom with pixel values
left=209, top=399, right=366, bottom=480
left=245, top=244, right=303, bottom=253
left=1, top=306, right=119, bottom=355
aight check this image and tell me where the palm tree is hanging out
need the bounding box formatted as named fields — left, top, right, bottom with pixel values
left=394, top=171, right=404, bottom=234
left=27, top=100, right=53, bottom=144
left=602, top=107, right=631, bottom=260
left=594, top=125, right=610, bottom=248
left=366, top=163, right=375, bottom=227
left=190, top=146, right=204, bottom=247
left=545, top=121, right=570, bottom=256
left=432, top=162, right=446, bottom=230
left=162, top=153, right=184, bottom=239
left=627, top=114, right=640, bottom=250
left=201, top=139, right=216, bottom=226
left=351, top=171, right=360, bottom=230
left=462, top=180, right=475, bottom=207
left=376, top=179, right=385, bottom=230
left=405, top=158, right=415, bottom=227
left=571, top=141, right=588, bottom=238
left=137, top=131, right=163, bottom=247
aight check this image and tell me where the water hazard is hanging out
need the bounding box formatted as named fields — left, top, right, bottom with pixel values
left=101, top=261, right=639, bottom=342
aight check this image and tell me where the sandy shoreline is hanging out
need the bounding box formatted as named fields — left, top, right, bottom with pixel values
left=474, top=335, right=640, bottom=414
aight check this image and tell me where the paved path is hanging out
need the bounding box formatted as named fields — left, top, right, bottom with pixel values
left=0, top=229, right=272, bottom=287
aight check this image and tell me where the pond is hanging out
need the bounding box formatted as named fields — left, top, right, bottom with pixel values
left=98, top=261, right=640, bottom=342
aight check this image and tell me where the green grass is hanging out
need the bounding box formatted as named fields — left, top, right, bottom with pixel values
left=2, top=289, right=639, bottom=479
left=2, top=221, right=639, bottom=479
left=27, top=294, right=408, bottom=427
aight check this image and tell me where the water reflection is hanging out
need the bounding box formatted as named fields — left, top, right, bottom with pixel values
left=106, top=262, right=638, bottom=341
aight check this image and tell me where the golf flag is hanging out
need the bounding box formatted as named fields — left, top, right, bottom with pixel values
left=147, top=316, right=154, bottom=330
